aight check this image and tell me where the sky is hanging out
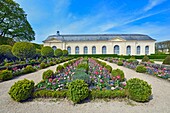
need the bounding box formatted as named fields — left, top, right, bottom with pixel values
left=14, top=0, right=170, bottom=44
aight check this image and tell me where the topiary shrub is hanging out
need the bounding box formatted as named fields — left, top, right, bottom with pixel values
left=111, top=69, right=125, bottom=81
left=68, top=79, right=89, bottom=103
left=41, top=46, right=54, bottom=58
left=163, top=56, right=170, bottom=65
left=0, top=45, right=14, bottom=59
left=40, top=62, right=46, bottom=69
left=0, top=70, right=13, bottom=81
left=136, top=65, right=146, bottom=73
left=49, top=61, right=54, bottom=66
left=56, top=65, right=64, bottom=72
left=63, top=50, right=68, bottom=56
left=142, top=55, right=150, bottom=62
left=8, top=79, right=34, bottom=102
left=105, top=65, right=112, bottom=72
left=23, top=65, right=36, bottom=74
left=126, top=78, right=152, bottom=102
left=54, top=49, right=63, bottom=57
left=117, top=61, right=123, bottom=66
left=100, top=62, right=107, bottom=67
left=42, top=69, right=54, bottom=80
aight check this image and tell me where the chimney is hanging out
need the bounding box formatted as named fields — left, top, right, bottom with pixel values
left=57, top=31, right=60, bottom=35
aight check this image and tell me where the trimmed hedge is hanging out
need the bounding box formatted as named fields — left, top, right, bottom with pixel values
left=111, top=69, right=125, bottom=81
left=136, top=65, right=147, bottom=73
left=42, top=69, right=54, bottom=80
left=0, top=69, right=13, bottom=81
left=163, top=56, right=170, bottom=65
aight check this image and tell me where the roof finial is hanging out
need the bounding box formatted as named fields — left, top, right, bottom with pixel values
left=57, top=31, right=60, bottom=36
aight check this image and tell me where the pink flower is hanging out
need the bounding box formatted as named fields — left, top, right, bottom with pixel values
left=117, top=75, right=120, bottom=79
left=49, top=78, right=53, bottom=82
left=100, top=79, right=103, bottom=83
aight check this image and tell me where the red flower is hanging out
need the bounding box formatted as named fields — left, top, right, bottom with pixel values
left=49, top=78, right=53, bottom=82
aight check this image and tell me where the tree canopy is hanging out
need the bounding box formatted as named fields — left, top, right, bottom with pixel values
left=0, top=0, right=35, bottom=41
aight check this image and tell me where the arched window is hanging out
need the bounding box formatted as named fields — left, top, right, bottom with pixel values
left=84, top=46, right=88, bottom=54
left=114, top=45, right=119, bottom=54
left=145, top=46, right=149, bottom=55
left=67, top=46, right=71, bottom=54
left=126, top=46, right=131, bottom=55
left=75, top=46, right=79, bottom=54
left=136, top=46, right=140, bottom=55
left=92, top=46, right=96, bottom=54
left=102, top=46, right=107, bottom=54
left=52, top=46, right=57, bottom=50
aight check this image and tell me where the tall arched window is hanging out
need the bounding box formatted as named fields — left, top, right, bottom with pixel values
left=102, top=46, right=107, bottom=54
left=114, top=45, right=119, bottom=54
left=75, top=46, right=79, bottom=54
left=52, top=46, right=57, bottom=50
left=136, top=46, right=140, bottom=55
left=67, top=46, right=71, bottom=54
left=145, top=46, right=149, bottom=55
left=84, top=46, right=88, bottom=54
left=92, top=46, right=96, bottom=54
left=126, top=46, right=131, bottom=55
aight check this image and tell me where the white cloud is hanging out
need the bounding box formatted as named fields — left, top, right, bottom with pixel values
left=144, top=0, right=167, bottom=11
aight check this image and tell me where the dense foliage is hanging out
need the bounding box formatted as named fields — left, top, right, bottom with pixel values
left=54, top=49, right=63, bottom=57
left=41, top=46, right=54, bottom=57
left=12, top=42, right=36, bottom=59
left=111, top=69, right=125, bottom=81
left=63, top=50, right=68, bottom=56
left=56, top=65, right=64, bottom=72
left=162, top=56, right=170, bottom=65
left=42, top=69, right=54, bottom=80
left=23, top=65, right=36, bottom=74
left=136, top=65, right=146, bottom=73
left=8, top=79, right=34, bottom=102
left=0, top=36, right=15, bottom=45
left=0, top=69, right=13, bottom=81
left=126, top=78, right=152, bottom=102
left=0, top=45, right=14, bottom=59
left=117, top=61, right=123, bottom=66
left=142, top=55, right=150, bottom=62
left=68, top=80, right=89, bottom=103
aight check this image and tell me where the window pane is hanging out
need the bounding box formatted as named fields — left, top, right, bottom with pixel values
left=114, top=45, right=119, bottom=54
left=52, top=46, right=57, bottom=50
left=126, top=46, right=131, bottom=55
left=75, top=46, right=79, bottom=54
left=67, top=47, right=71, bottom=54
left=92, top=46, right=96, bottom=54
left=84, top=46, right=88, bottom=54
left=136, top=46, right=140, bottom=55
left=102, top=46, right=106, bottom=54
left=145, top=46, right=149, bottom=55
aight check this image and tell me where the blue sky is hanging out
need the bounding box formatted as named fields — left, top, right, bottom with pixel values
left=14, top=0, right=170, bottom=44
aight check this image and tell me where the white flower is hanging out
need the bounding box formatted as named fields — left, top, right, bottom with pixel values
left=111, top=87, right=115, bottom=90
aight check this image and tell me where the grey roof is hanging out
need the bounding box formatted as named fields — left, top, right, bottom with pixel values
left=44, top=34, right=156, bottom=42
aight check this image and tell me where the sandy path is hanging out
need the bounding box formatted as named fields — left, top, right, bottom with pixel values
left=0, top=60, right=170, bottom=113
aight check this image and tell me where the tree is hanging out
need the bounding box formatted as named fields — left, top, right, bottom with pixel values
left=12, top=42, right=36, bottom=60
left=35, top=49, right=41, bottom=58
left=54, top=49, right=63, bottom=57
left=0, top=0, right=35, bottom=41
left=0, top=45, right=14, bottom=59
left=41, top=46, right=54, bottom=58
left=0, top=36, right=15, bottom=45
left=62, top=50, right=68, bottom=56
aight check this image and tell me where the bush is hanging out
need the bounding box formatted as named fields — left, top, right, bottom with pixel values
left=23, top=65, right=36, bottom=74
left=111, top=69, right=125, bottom=81
left=49, top=61, right=54, bottom=66
left=117, top=61, right=123, bottom=66
left=105, top=65, right=112, bottom=72
left=77, top=63, right=88, bottom=73
left=41, top=46, right=54, bottom=57
left=100, top=62, right=107, bottom=67
left=35, top=49, right=41, bottom=58
left=0, top=70, right=13, bottom=81
left=149, top=60, right=155, bottom=63
left=142, top=55, right=150, bottom=62
left=42, top=69, right=54, bottom=80
left=136, top=65, right=146, bottom=73
left=73, top=69, right=90, bottom=83
left=12, top=42, right=36, bottom=59
left=55, top=49, right=63, bottom=57
left=40, top=62, right=46, bottom=69
left=0, top=45, right=14, bottom=59
left=126, top=78, right=152, bottom=102
left=68, top=79, right=89, bottom=103
left=8, top=79, right=34, bottom=102
left=163, top=56, right=170, bottom=65
left=56, top=65, right=64, bottom=72
left=63, top=50, right=68, bottom=56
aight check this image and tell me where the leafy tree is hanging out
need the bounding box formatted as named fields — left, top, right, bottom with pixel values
left=0, top=36, right=15, bottom=45
left=54, top=49, right=63, bottom=57
left=0, top=0, right=35, bottom=41
left=12, top=42, right=36, bottom=59
left=0, top=45, right=14, bottom=59
left=41, top=46, right=54, bottom=58
left=62, top=50, right=68, bottom=56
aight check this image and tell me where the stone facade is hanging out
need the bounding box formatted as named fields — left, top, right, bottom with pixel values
left=43, top=33, right=156, bottom=55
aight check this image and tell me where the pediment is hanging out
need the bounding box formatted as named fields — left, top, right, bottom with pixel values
left=46, top=38, right=62, bottom=43
left=110, top=37, right=126, bottom=41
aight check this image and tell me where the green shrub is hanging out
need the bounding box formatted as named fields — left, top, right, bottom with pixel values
left=163, top=56, right=170, bottom=65
left=33, top=90, right=67, bottom=98
left=100, top=62, right=107, bottom=67
left=49, top=61, right=54, bottom=66
left=130, top=55, right=136, bottom=60
left=142, top=55, right=150, bottom=62
left=0, top=45, right=14, bottom=59
left=55, top=49, right=63, bottom=57
left=63, top=50, right=68, bottom=56
left=111, top=69, right=125, bottom=81
left=42, top=69, right=54, bottom=80
left=4, top=62, right=13, bottom=67
left=0, top=70, right=13, bottom=81
left=126, top=78, right=152, bottom=102
left=105, top=65, right=112, bottom=72
left=8, top=79, right=34, bottom=102
left=35, top=49, right=41, bottom=58
left=63, top=63, right=69, bottom=68
left=136, top=65, right=146, bottom=73
left=23, top=65, right=36, bottom=74
left=40, top=62, right=46, bottom=69
left=72, top=69, right=90, bottom=83
left=90, top=89, right=126, bottom=99
left=117, top=61, right=123, bottom=66
left=56, top=65, right=64, bottom=72
left=77, top=63, right=88, bottom=72
left=41, top=46, right=54, bottom=57
left=12, top=42, right=36, bottom=59
left=150, top=60, right=155, bottom=63
left=20, top=61, right=25, bottom=64
left=68, top=79, right=89, bottom=103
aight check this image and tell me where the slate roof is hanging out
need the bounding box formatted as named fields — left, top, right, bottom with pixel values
left=43, top=34, right=156, bottom=42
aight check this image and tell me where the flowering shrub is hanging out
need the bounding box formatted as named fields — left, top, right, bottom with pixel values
left=111, top=69, right=125, bottom=81
left=42, top=69, right=54, bottom=80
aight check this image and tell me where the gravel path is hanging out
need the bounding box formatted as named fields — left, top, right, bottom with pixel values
left=0, top=60, right=170, bottom=113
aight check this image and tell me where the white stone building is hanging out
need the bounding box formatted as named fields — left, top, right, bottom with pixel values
left=43, top=32, right=156, bottom=55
